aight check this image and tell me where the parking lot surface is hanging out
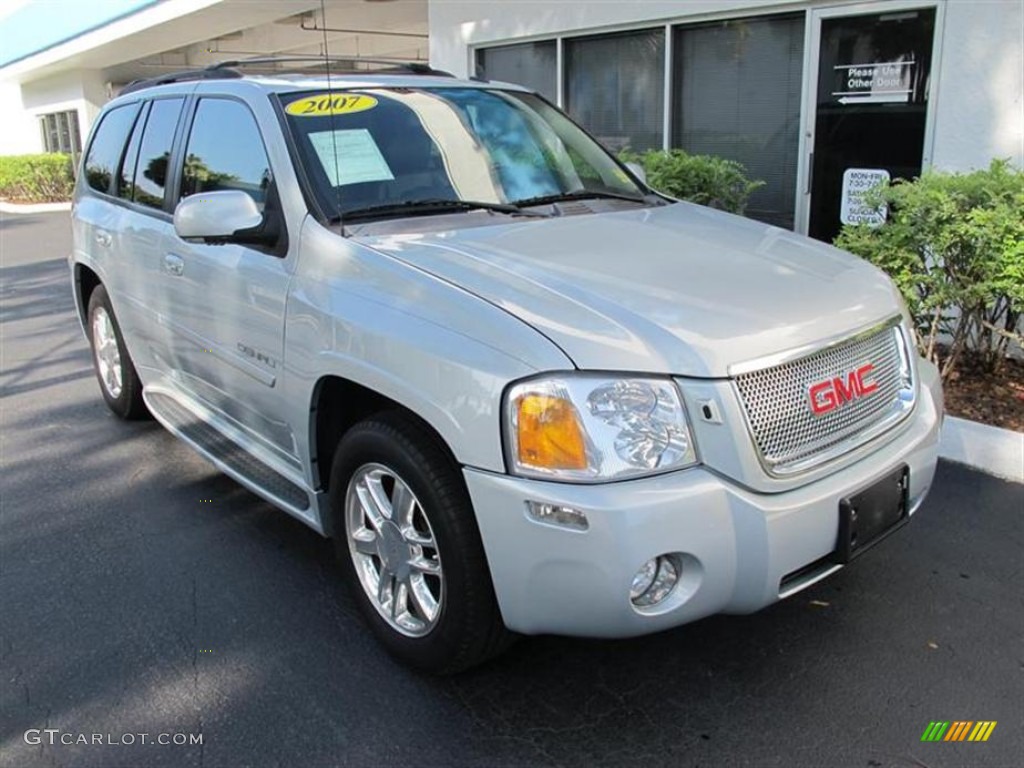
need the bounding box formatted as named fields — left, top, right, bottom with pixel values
left=1, top=211, right=1022, bottom=768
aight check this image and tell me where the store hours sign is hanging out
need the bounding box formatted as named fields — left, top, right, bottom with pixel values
left=840, top=168, right=890, bottom=227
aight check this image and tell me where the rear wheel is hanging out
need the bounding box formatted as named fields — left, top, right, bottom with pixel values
left=87, top=285, right=147, bottom=420
left=329, top=412, right=513, bottom=674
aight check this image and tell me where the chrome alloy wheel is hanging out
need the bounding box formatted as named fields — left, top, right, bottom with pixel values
left=345, top=463, right=444, bottom=637
left=91, top=307, right=123, bottom=399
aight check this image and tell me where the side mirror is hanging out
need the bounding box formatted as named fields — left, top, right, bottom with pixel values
left=625, top=161, right=647, bottom=186
left=173, top=190, right=264, bottom=243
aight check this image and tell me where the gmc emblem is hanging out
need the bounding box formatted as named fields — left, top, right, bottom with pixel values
left=809, top=363, right=879, bottom=415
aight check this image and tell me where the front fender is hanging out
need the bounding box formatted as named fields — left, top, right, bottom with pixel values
left=284, top=218, right=572, bottom=478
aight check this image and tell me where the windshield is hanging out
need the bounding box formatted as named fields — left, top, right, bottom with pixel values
left=278, top=87, right=646, bottom=221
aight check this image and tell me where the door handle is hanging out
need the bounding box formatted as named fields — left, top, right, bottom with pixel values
left=94, top=230, right=112, bottom=248
left=163, top=253, right=185, bottom=277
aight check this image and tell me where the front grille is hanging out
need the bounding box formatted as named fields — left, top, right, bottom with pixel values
left=733, top=322, right=909, bottom=474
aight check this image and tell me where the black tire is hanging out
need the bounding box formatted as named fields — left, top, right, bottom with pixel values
left=86, top=285, right=148, bottom=420
left=329, top=412, right=513, bottom=674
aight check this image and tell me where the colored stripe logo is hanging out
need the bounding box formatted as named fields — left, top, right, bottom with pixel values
left=921, top=721, right=997, bottom=742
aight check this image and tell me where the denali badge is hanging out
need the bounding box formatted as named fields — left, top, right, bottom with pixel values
left=809, top=363, right=878, bottom=415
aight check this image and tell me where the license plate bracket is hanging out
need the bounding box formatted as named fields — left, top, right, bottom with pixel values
left=832, top=465, right=909, bottom=564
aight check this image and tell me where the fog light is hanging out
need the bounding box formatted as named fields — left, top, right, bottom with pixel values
left=526, top=501, right=589, bottom=531
left=630, top=555, right=680, bottom=608
left=630, top=558, right=658, bottom=600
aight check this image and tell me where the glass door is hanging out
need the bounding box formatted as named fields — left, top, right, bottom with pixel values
left=804, top=5, right=937, bottom=241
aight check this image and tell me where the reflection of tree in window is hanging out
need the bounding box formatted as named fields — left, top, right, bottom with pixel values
left=132, top=151, right=170, bottom=208
left=180, top=100, right=271, bottom=209
left=182, top=154, right=244, bottom=195
left=131, top=99, right=184, bottom=209
left=84, top=104, right=139, bottom=194
left=86, top=167, right=113, bottom=192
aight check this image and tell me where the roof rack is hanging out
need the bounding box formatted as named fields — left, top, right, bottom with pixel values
left=216, top=55, right=451, bottom=76
left=120, top=66, right=241, bottom=95
left=119, top=55, right=452, bottom=95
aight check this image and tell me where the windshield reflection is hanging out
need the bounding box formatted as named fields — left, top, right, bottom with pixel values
left=281, top=87, right=646, bottom=221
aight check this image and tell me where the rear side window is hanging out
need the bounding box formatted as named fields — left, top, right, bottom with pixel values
left=132, top=98, right=185, bottom=210
left=83, top=104, right=139, bottom=194
left=180, top=99, right=272, bottom=209
left=117, top=103, right=148, bottom=201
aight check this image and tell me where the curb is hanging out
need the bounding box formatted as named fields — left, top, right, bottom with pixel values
left=0, top=201, right=72, bottom=214
left=940, top=416, right=1023, bottom=483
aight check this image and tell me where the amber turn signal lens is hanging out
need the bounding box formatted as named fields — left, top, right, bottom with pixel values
left=515, top=394, right=588, bottom=471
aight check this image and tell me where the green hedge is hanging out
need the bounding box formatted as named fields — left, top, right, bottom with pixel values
left=835, top=159, right=1024, bottom=379
left=619, top=148, right=763, bottom=215
left=0, top=153, right=75, bottom=203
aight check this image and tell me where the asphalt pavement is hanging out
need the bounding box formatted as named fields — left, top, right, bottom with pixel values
left=1, top=211, right=1022, bottom=768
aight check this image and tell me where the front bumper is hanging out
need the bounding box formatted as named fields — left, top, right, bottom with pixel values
left=464, top=361, right=943, bottom=637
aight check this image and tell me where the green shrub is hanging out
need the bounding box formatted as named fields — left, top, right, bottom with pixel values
left=619, top=148, right=763, bottom=215
left=0, top=153, right=75, bottom=203
left=835, top=159, right=1024, bottom=379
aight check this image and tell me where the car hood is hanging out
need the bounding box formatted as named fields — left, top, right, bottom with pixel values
left=358, top=202, right=901, bottom=377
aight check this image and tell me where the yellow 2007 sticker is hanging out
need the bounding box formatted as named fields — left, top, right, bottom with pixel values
left=285, top=94, right=378, bottom=117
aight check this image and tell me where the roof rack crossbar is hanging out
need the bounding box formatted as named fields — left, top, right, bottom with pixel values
left=212, top=55, right=453, bottom=77
left=120, top=67, right=242, bottom=95
left=118, top=55, right=453, bottom=96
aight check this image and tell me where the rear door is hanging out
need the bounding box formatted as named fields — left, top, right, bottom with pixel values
left=75, top=102, right=141, bottom=354
left=160, top=96, right=296, bottom=459
left=112, top=96, right=188, bottom=374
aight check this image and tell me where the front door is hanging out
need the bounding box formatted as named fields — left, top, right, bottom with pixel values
left=805, top=5, right=937, bottom=242
left=162, top=96, right=296, bottom=460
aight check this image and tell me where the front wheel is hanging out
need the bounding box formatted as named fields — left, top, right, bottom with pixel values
left=329, top=413, right=513, bottom=674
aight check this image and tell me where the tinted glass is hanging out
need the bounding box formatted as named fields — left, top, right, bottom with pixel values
left=117, top=102, right=148, bottom=201
left=673, top=14, right=804, bottom=229
left=280, top=88, right=644, bottom=221
left=133, top=98, right=184, bottom=209
left=565, top=29, right=665, bottom=153
left=83, top=104, right=139, bottom=193
left=181, top=99, right=271, bottom=208
left=478, top=41, right=557, bottom=101
left=809, top=9, right=935, bottom=241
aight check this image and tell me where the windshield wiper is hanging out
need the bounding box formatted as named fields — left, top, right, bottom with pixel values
left=339, top=199, right=549, bottom=223
left=514, top=190, right=654, bottom=207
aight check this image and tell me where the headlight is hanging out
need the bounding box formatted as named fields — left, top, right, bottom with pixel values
left=505, top=374, right=698, bottom=482
left=894, top=321, right=917, bottom=400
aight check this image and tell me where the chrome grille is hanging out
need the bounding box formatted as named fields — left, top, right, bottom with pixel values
left=734, top=323, right=909, bottom=474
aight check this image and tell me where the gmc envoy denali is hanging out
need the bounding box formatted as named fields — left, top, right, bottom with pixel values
left=70, top=60, right=942, bottom=673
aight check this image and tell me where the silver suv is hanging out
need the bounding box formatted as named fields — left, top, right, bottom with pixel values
left=71, top=61, right=943, bottom=673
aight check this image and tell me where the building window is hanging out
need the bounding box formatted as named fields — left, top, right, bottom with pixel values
left=39, top=110, right=82, bottom=156
left=565, top=29, right=665, bottom=153
left=477, top=41, right=558, bottom=102
left=672, top=15, right=804, bottom=229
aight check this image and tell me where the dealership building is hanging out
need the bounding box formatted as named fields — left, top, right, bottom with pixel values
left=1, top=0, right=1021, bottom=239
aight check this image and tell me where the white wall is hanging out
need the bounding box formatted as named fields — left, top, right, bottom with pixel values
left=0, top=80, right=39, bottom=154
left=0, top=69, right=109, bottom=156
left=429, top=0, right=1024, bottom=173
left=930, top=0, right=1024, bottom=171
